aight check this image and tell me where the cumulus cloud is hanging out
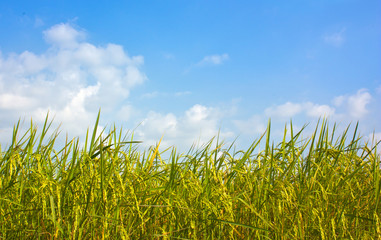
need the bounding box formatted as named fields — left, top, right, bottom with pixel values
left=304, top=102, right=335, bottom=118
left=264, top=101, right=335, bottom=119
left=0, top=94, right=37, bottom=110
left=323, top=28, right=346, bottom=47
left=333, top=89, right=372, bottom=119
left=347, top=89, right=372, bottom=118
left=131, top=86, right=377, bottom=153
left=116, top=104, right=135, bottom=122
left=234, top=89, right=377, bottom=148
left=234, top=115, right=267, bottom=135
left=0, top=22, right=378, bottom=155
left=264, top=90, right=373, bottom=121
left=0, top=23, right=230, bottom=152
left=254, top=89, right=377, bottom=145
left=265, top=102, right=303, bottom=118
left=136, top=104, right=234, bottom=151
left=135, top=88, right=376, bottom=151
left=0, top=23, right=147, bottom=143
left=43, top=23, right=86, bottom=49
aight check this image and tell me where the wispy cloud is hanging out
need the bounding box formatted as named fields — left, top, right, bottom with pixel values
left=162, top=52, right=175, bottom=60
left=175, top=91, right=191, bottom=97
left=376, top=85, right=381, bottom=94
left=34, top=17, right=45, bottom=28
left=197, top=53, right=229, bottom=66
left=184, top=53, right=229, bottom=73
left=323, top=28, right=346, bottom=47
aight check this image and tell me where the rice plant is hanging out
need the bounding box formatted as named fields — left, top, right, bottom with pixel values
left=0, top=112, right=380, bottom=239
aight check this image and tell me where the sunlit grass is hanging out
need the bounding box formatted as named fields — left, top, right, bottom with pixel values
left=1, top=112, right=380, bottom=239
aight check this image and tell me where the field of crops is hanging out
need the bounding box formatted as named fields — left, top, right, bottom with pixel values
left=1, top=113, right=380, bottom=239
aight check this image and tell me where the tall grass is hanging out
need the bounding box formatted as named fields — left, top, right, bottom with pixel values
left=0, top=113, right=380, bottom=239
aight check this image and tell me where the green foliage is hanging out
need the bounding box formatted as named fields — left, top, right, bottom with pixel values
left=0, top=114, right=380, bottom=239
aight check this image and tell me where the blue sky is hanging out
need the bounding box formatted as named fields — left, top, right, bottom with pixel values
left=0, top=0, right=380, bottom=152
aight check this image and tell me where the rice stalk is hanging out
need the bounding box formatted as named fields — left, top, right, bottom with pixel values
left=0, top=114, right=380, bottom=239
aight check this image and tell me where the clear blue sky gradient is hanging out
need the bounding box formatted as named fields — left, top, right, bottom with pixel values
left=0, top=0, right=380, bottom=151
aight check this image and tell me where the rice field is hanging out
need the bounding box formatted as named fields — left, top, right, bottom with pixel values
left=1, top=112, right=380, bottom=239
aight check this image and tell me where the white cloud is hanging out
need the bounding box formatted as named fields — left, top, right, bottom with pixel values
left=333, top=89, right=372, bottom=119
left=0, top=93, right=37, bottom=109
left=43, top=23, right=86, bottom=49
left=265, top=101, right=335, bottom=119
left=265, top=102, right=303, bottom=118
left=232, top=90, right=377, bottom=150
left=185, top=104, right=209, bottom=122
left=125, top=64, right=146, bottom=87
left=347, top=89, right=372, bottom=118
left=305, top=103, right=335, bottom=118
left=1, top=42, right=234, bottom=152
left=234, top=115, right=267, bottom=135
left=116, top=104, right=135, bottom=122
left=135, top=104, right=234, bottom=151
left=134, top=89, right=376, bottom=152
left=263, top=90, right=372, bottom=121
left=0, top=22, right=378, bottom=156
left=323, top=28, right=346, bottom=47
left=197, top=53, right=229, bottom=66
left=333, top=95, right=345, bottom=107
left=0, top=23, right=147, bottom=144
